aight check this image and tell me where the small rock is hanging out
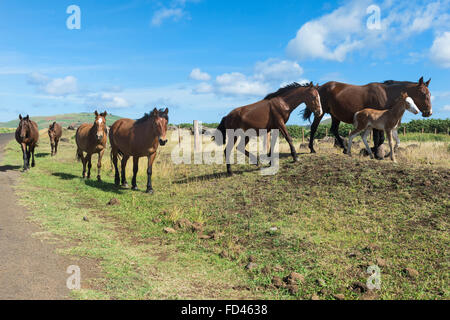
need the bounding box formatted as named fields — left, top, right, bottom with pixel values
left=245, top=262, right=258, bottom=270
left=272, top=276, right=284, bottom=288
left=199, top=234, right=212, bottom=240
left=348, top=252, right=358, bottom=258
left=261, top=266, right=271, bottom=275
left=376, top=258, right=387, bottom=267
left=269, top=227, right=278, bottom=232
left=107, top=198, right=120, bottom=206
left=311, top=294, right=320, bottom=300
left=404, top=268, right=419, bottom=278
left=333, top=293, right=345, bottom=300
left=163, top=227, right=176, bottom=234
left=82, top=216, right=89, bottom=222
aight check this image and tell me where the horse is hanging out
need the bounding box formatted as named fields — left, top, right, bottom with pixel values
left=216, top=82, right=323, bottom=175
left=75, top=111, right=108, bottom=181
left=48, top=122, right=62, bottom=156
left=347, top=92, right=420, bottom=162
left=109, top=108, right=169, bottom=194
left=303, top=77, right=432, bottom=158
left=15, top=115, right=39, bottom=171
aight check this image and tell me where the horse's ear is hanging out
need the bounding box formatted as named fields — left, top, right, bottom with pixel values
left=25, top=115, right=29, bottom=120
left=315, top=83, right=320, bottom=89
left=163, top=108, right=168, bottom=115
left=151, top=108, right=158, bottom=116
left=101, top=111, right=108, bottom=117
left=425, top=78, right=431, bottom=87
left=19, top=114, right=22, bottom=120
left=309, top=81, right=313, bottom=87
left=418, top=77, right=424, bottom=86
left=94, top=110, right=99, bottom=117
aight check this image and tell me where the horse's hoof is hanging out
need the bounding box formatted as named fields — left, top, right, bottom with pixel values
left=146, top=189, right=154, bottom=194
left=131, top=186, right=138, bottom=191
left=227, top=171, right=233, bottom=176
left=122, top=183, right=129, bottom=189
left=97, top=176, right=102, bottom=182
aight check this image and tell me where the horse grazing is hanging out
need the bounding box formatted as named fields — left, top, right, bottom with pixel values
left=48, top=122, right=62, bottom=156
left=109, top=108, right=169, bottom=194
left=216, top=82, right=322, bottom=175
left=15, top=115, right=39, bottom=171
left=75, top=111, right=108, bottom=181
left=303, top=77, right=432, bottom=157
left=347, top=92, right=419, bottom=162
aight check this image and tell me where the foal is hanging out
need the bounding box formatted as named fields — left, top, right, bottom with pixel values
left=75, top=111, right=108, bottom=180
left=347, top=92, right=419, bottom=162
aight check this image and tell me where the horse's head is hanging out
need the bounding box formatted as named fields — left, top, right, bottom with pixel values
left=304, top=82, right=323, bottom=117
left=93, top=111, right=108, bottom=142
left=151, top=108, right=169, bottom=146
left=407, top=77, right=432, bottom=117
left=18, top=114, right=31, bottom=140
left=397, top=92, right=420, bottom=115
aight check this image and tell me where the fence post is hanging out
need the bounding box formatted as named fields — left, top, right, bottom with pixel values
left=403, top=127, right=406, bottom=136
left=193, top=120, right=200, bottom=152
left=178, top=125, right=181, bottom=146
left=422, top=128, right=424, bottom=134
left=325, top=127, right=328, bottom=137
left=302, top=127, right=305, bottom=143
left=434, top=128, right=437, bottom=135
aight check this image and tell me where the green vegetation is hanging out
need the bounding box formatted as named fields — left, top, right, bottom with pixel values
left=0, top=127, right=15, bottom=134
left=2, top=128, right=448, bottom=300
left=0, top=113, right=123, bottom=130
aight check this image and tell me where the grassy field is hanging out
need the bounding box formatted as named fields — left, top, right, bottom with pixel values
left=0, top=113, right=123, bottom=130
left=0, top=128, right=15, bottom=134
left=2, top=129, right=449, bottom=300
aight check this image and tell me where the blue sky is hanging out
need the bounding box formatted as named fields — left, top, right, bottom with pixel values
left=0, top=0, right=449, bottom=125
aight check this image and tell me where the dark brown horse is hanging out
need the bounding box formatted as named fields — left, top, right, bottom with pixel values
left=109, top=108, right=168, bottom=194
left=48, top=122, right=62, bottom=156
left=303, top=77, right=432, bottom=157
left=15, top=115, right=39, bottom=171
left=217, top=82, right=323, bottom=174
left=75, top=111, right=108, bottom=181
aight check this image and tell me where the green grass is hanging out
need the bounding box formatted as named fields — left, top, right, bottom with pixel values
left=398, top=133, right=450, bottom=142
left=0, top=127, right=15, bottom=133
left=2, top=130, right=449, bottom=300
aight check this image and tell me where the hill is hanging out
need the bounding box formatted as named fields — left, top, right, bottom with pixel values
left=0, top=113, right=123, bottom=129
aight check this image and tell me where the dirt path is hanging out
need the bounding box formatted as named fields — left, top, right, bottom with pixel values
left=0, top=133, right=96, bottom=300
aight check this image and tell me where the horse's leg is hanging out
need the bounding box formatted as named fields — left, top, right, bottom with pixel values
left=243, top=136, right=258, bottom=165
left=330, top=117, right=346, bottom=153
left=97, top=150, right=104, bottom=181
left=55, top=139, right=59, bottom=155
left=386, top=130, right=396, bottom=162
left=79, top=152, right=87, bottom=178
left=112, top=150, right=120, bottom=186
left=121, top=155, right=130, bottom=188
left=146, top=153, right=157, bottom=194
left=372, top=129, right=386, bottom=159
left=347, top=128, right=363, bottom=156
left=21, top=143, right=28, bottom=171
left=278, top=121, right=298, bottom=162
left=362, top=129, right=374, bottom=159
left=86, top=153, right=92, bottom=179
left=309, top=114, right=324, bottom=153
left=132, top=156, right=139, bottom=190
left=225, top=136, right=237, bottom=175
left=26, top=145, right=31, bottom=167
left=31, top=145, right=36, bottom=167
left=393, top=129, right=400, bottom=152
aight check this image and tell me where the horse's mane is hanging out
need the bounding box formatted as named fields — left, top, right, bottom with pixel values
left=135, top=109, right=168, bottom=125
left=264, top=82, right=309, bottom=100
left=383, top=80, right=416, bottom=85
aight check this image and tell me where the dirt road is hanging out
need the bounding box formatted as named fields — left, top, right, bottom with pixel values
left=0, top=133, right=82, bottom=299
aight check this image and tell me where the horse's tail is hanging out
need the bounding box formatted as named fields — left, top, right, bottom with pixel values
left=76, top=149, right=82, bottom=162
left=301, top=107, right=313, bottom=122
left=214, top=117, right=227, bottom=146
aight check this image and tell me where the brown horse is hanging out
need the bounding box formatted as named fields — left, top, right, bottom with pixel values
left=15, top=115, right=39, bottom=171
left=303, top=77, right=432, bottom=157
left=347, top=92, right=420, bottom=162
left=217, top=82, right=323, bottom=174
left=109, top=108, right=168, bottom=194
left=75, top=111, right=108, bottom=181
left=48, top=122, right=62, bottom=156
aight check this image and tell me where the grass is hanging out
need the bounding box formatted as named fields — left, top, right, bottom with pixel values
left=1, top=129, right=449, bottom=300
left=0, top=127, right=15, bottom=133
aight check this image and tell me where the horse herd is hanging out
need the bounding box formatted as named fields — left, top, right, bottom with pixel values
left=13, top=77, right=432, bottom=193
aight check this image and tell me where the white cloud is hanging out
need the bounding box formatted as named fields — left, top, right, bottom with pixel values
left=151, top=8, right=184, bottom=26
left=27, top=73, right=78, bottom=96
left=190, top=68, right=211, bottom=81
left=430, top=32, right=450, bottom=68
left=86, top=93, right=133, bottom=109
left=215, top=72, right=270, bottom=96
left=254, top=58, right=304, bottom=82
left=193, top=82, right=213, bottom=94
left=442, top=105, right=450, bottom=111
left=287, top=0, right=450, bottom=62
